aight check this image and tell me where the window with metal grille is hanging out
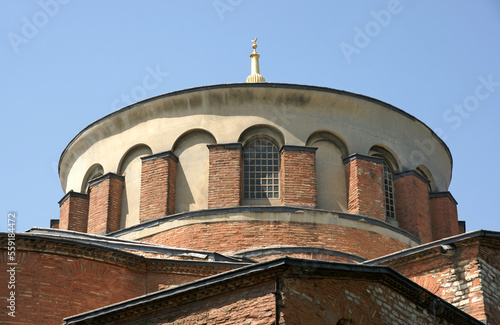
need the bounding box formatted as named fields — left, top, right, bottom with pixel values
left=243, top=140, right=280, bottom=199
left=382, top=161, right=395, bottom=219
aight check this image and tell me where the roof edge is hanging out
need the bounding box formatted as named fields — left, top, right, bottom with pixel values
left=58, top=82, right=453, bottom=176
left=363, top=229, right=500, bottom=265
left=62, top=256, right=482, bottom=325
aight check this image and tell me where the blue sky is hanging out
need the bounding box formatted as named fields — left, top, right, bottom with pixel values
left=1, top=1, right=499, bottom=233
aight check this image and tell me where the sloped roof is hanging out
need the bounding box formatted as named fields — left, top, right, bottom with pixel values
left=62, top=257, right=482, bottom=325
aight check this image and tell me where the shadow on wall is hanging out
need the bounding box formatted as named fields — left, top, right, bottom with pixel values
left=307, top=131, right=348, bottom=212
left=118, top=144, right=152, bottom=228
left=173, top=129, right=217, bottom=213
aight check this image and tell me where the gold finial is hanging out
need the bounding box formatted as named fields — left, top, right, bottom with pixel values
left=246, top=37, right=265, bottom=83
left=251, top=37, right=258, bottom=51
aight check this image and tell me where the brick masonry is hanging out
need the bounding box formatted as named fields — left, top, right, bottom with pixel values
left=379, top=237, right=500, bottom=324
left=58, top=191, right=89, bottom=233
left=430, top=192, right=459, bottom=240
left=394, top=171, right=432, bottom=243
left=0, top=249, right=144, bottom=325
left=139, top=151, right=178, bottom=222
left=77, top=265, right=480, bottom=325
left=141, top=221, right=410, bottom=260
left=87, top=173, right=124, bottom=234
left=283, top=278, right=440, bottom=324
left=251, top=252, right=361, bottom=264
left=280, top=145, right=317, bottom=207
left=0, top=236, right=240, bottom=325
left=343, top=154, right=386, bottom=221
left=459, top=221, right=466, bottom=234
left=50, top=219, right=60, bottom=229
left=207, top=144, right=242, bottom=208
left=124, top=282, right=276, bottom=325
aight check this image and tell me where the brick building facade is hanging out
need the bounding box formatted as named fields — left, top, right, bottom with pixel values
left=1, top=43, right=498, bottom=324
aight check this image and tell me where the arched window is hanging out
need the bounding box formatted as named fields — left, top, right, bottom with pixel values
left=382, top=160, right=395, bottom=220
left=369, top=146, right=399, bottom=221
left=81, top=164, right=104, bottom=193
left=243, top=139, right=280, bottom=200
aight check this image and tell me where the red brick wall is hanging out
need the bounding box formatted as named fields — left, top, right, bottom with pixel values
left=280, top=146, right=317, bottom=207
left=0, top=237, right=243, bottom=325
left=58, top=191, right=89, bottom=233
left=144, top=262, right=238, bottom=293
left=283, top=278, right=440, bottom=324
left=399, top=251, right=484, bottom=320
left=480, top=244, right=500, bottom=324
left=158, top=283, right=276, bottom=325
left=251, top=252, right=361, bottom=263
left=343, top=154, right=385, bottom=220
left=50, top=219, right=60, bottom=229
left=207, top=144, right=242, bottom=208
left=104, top=281, right=276, bottom=325
left=430, top=192, right=459, bottom=240
left=380, top=238, right=500, bottom=323
left=87, top=173, right=124, bottom=234
left=459, top=221, right=466, bottom=234
left=139, top=151, right=178, bottom=222
left=394, top=171, right=432, bottom=243
left=0, top=249, right=145, bottom=325
left=141, top=221, right=410, bottom=260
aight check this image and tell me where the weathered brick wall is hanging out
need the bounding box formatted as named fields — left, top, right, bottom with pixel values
left=280, top=146, right=317, bottom=207
left=343, top=154, right=385, bottom=221
left=251, top=252, right=361, bottom=264
left=50, top=219, right=60, bottom=229
left=113, top=281, right=276, bottom=325
left=283, top=278, right=439, bottom=324
left=394, top=171, right=432, bottom=243
left=409, top=257, right=484, bottom=320
left=58, top=191, right=89, bottom=233
left=0, top=248, right=145, bottom=325
left=459, top=221, right=466, bottom=234
left=141, top=221, right=410, bottom=260
left=382, top=239, right=500, bottom=324
left=207, top=144, right=242, bottom=208
left=145, top=263, right=238, bottom=293
left=0, top=237, right=242, bottom=325
left=139, top=151, right=178, bottom=222
left=479, top=243, right=500, bottom=324
left=481, top=257, right=500, bottom=324
left=87, top=173, right=124, bottom=234
left=430, top=192, right=459, bottom=241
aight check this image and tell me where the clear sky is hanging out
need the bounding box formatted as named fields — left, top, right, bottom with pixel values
left=1, top=1, right=499, bottom=234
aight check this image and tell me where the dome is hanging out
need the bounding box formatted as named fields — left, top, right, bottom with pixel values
left=57, top=82, right=459, bottom=262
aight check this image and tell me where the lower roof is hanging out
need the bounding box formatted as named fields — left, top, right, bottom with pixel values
left=62, top=256, right=482, bottom=325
